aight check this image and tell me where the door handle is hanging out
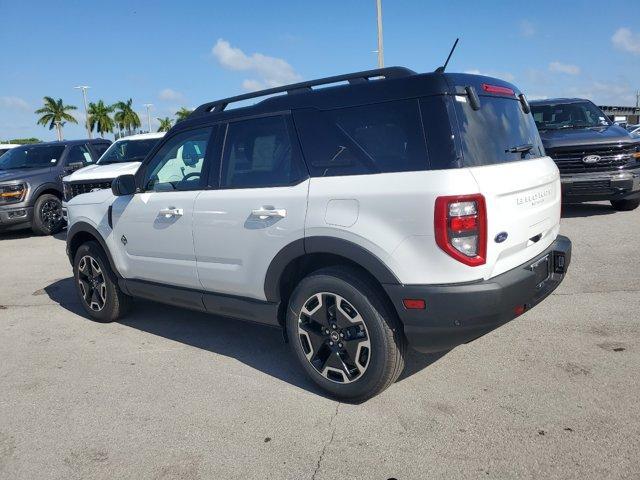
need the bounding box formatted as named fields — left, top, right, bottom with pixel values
left=159, top=207, right=184, bottom=218
left=251, top=207, right=287, bottom=219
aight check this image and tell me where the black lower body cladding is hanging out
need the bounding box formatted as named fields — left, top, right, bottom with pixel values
left=384, top=236, right=572, bottom=353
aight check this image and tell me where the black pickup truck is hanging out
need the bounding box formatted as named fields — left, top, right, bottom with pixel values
left=531, top=98, right=640, bottom=211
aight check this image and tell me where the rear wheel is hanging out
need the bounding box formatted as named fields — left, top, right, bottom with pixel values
left=31, top=194, right=65, bottom=235
left=73, top=241, right=130, bottom=322
left=286, top=266, right=406, bottom=402
left=611, top=198, right=640, bottom=211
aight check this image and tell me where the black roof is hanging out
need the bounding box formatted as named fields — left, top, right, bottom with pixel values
left=529, top=98, right=592, bottom=105
left=173, top=67, right=522, bottom=133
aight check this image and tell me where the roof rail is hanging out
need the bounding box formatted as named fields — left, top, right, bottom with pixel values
left=191, top=66, right=416, bottom=116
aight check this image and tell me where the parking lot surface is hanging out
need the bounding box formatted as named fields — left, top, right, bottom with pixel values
left=1, top=202, right=639, bottom=480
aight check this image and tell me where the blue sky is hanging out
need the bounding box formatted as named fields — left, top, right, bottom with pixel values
left=1, top=0, right=639, bottom=141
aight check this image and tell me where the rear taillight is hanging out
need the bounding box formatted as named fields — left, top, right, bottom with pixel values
left=434, top=194, right=487, bottom=267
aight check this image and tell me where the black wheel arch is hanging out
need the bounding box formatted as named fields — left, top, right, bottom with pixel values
left=264, top=236, right=400, bottom=304
left=31, top=183, right=63, bottom=204
left=67, top=222, right=121, bottom=278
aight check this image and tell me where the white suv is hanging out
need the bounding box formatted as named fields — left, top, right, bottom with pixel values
left=65, top=68, right=571, bottom=401
left=63, top=132, right=165, bottom=203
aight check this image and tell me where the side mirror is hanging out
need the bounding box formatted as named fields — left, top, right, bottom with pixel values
left=66, top=161, right=84, bottom=172
left=111, top=175, right=137, bottom=196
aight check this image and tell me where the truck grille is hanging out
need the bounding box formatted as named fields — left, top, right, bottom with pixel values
left=548, top=145, right=637, bottom=174
left=65, top=180, right=113, bottom=201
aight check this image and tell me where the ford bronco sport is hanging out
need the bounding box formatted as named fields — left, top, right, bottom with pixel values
left=66, top=68, right=571, bottom=401
left=530, top=98, right=640, bottom=211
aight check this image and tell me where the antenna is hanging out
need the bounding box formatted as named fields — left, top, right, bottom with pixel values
left=435, top=38, right=459, bottom=73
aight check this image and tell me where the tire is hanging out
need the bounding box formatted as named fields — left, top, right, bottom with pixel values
left=31, top=194, right=65, bottom=235
left=611, top=198, right=640, bottom=211
left=286, top=266, right=406, bottom=402
left=73, top=241, right=130, bottom=322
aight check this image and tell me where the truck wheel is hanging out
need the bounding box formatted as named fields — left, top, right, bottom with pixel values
left=73, top=241, right=130, bottom=322
left=31, top=194, right=65, bottom=235
left=611, top=199, right=640, bottom=211
left=286, top=266, right=406, bottom=402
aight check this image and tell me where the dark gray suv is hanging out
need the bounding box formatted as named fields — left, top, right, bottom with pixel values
left=0, top=139, right=110, bottom=235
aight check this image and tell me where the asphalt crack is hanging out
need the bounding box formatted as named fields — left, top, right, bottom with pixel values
left=311, top=403, right=340, bottom=480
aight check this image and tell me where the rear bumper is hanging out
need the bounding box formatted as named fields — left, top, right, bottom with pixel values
left=561, top=168, right=640, bottom=202
left=0, top=205, right=34, bottom=232
left=384, top=235, right=572, bottom=353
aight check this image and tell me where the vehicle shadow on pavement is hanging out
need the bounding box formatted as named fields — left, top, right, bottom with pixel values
left=561, top=203, right=616, bottom=218
left=45, top=277, right=447, bottom=401
left=0, top=229, right=67, bottom=241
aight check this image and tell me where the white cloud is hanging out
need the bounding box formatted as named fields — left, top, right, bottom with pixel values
left=0, top=96, right=30, bottom=111
left=612, top=27, right=640, bottom=55
left=158, top=88, right=185, bottom=101
left=211, top=38, right=302, bottom=91
left=549, top=61, right=581, bottom=75
left=520, top=20, right=536, bottom=38
left=566, top=81, right=635, bottom=105
left=464, top=69, right=515, bottom=82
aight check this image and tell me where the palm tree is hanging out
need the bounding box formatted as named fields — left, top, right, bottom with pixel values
left=87, top=100, right=115, bottom=137
left=157, top=117, right=173, bottom=132
left=35, top=97, right=78, bottom=141
left=113, top=98, right=141, bottom=135
left=175, top=107, right=193, bottom=122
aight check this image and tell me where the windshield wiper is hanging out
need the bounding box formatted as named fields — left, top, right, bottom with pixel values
left=506, top=144, right=533, bottom=154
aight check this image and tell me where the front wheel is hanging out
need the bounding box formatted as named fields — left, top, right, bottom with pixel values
left=286, top=266, right=406, bottom=402
left=73, top=241, right=130, bottom=322
left=31, top=194, right=65, bottom=235
left=611, top=198, right=640, bottom=211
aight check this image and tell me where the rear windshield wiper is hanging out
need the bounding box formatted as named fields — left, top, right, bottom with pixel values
left=505, top=143, right=533, bottom=154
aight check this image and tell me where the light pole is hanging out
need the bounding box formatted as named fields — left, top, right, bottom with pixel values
left=376, top=0, right=384, bottom=68
left=74, top=85, right=92, bottom=139
left=143, top=104, right=153, bottom=133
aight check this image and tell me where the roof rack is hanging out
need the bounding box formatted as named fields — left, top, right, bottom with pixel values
left=191, top=66, right=416, bottom=116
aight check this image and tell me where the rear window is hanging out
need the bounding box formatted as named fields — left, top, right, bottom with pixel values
left=294, top=99, right=428, bottom=176
left=454, top=95, right=544, bottom=167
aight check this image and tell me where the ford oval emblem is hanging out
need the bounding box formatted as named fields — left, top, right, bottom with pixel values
left=582, top=155, right=601, bottom=164
left=495, top=232, right=508, bottom=243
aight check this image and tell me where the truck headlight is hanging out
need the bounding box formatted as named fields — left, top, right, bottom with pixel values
left=63, top=181, right=72, bottom=202
left=0, top=183, right=27, bottom=204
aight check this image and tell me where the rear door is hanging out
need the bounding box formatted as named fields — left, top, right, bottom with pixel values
left=193, top=114, right=309, bottom=301
left=110, top=127, right=214, bottom=288
left=450, top=85, right=561, bottom=278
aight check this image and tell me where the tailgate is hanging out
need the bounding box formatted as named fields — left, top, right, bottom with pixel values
left=468, top=157, right=561, bottom=279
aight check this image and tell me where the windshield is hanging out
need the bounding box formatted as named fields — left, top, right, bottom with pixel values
left=0, top=148, right=12, bottom=157
left=98, top=138, right=160, bottom=165
left=0, top=144, right=65, bottom=170
left=454, top=95, right=545, bottom=166
left=531, top=101, right=611, bottom=130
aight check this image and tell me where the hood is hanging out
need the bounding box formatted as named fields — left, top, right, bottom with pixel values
left=540, top=124, right=639, bottom=150
left=0, top=167, right=51, bottom=183
left=64, top=162, right=142, bottom=182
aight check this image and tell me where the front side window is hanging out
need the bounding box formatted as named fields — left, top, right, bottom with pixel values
left=221, top=116, right=305, bottom=188
left=0, top=144, right=65, bottom=170
left=294, top=99, right=428, bottom=177
left=531, top=101, right=611, bottom=131
left=98, top=138, right=161, bottom=165
left=66, top=144, right=93, bottom=166
left=143, top=127, right=212, bottom=192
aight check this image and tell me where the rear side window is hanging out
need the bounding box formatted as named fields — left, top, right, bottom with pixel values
left=221, top=115, right=305, bottom=188
left=91, top=143, right=110, bottom=159
left=454, top=95, right=545, bottom=166
left=294, top=99, right=428, bottom=177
